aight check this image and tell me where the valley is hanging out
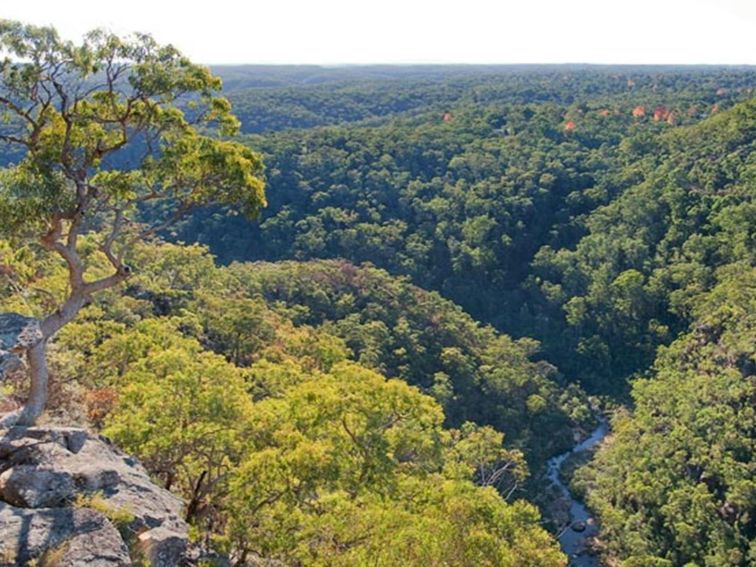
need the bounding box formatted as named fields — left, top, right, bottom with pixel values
left=0, top=28, right=753, bottom=566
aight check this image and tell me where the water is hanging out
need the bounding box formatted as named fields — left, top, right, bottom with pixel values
left=545, top=417, right=609, bottom=566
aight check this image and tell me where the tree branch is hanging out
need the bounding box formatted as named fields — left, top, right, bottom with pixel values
left=40, top=218, right=84, bottom=290
left=82, top=268, right=131, bottom=296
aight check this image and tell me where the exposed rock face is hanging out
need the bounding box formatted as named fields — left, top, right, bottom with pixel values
left=0, top=466, right=76, bottom=508
left=0, top=313, right=42, bottom=352
left=0, top=313, right=42, bottom=379
left=0, top=426, right=188, bottom=566
left=138, top=526, right=189, bottom=567
left=0, top=503, right=131, bottom=566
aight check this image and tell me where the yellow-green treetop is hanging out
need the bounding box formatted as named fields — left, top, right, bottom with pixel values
left=0, top=20, right=266, bottom=425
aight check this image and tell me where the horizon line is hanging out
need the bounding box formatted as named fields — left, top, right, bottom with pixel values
left=205, top=62, right=756, bottom=68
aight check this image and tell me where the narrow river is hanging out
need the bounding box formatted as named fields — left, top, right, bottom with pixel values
left=546, top=416, right=609, bottom=566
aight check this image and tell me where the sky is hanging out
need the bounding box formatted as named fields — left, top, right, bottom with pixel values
left=2, top=0, right=756, bottom=65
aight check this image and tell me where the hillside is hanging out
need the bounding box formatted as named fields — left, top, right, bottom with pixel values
left=575, top=264, right=756, bottom=565
left=1, top=54, right=754, bottom=566
left=167, top=75, right=755, bottom=565
left=0, top=241, right=570, bottom=565
left=532, top=98, right=756, bottom=389
left=172, top=69, right=755, bottom=390
left=227, top=259, right=592, bottom=465
left=211, top=65, right=755, bottom=133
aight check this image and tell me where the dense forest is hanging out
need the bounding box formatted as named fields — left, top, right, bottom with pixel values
left=169, top=67, right=756, bottom=565
left=1, top=50, right=754, bottom=567
left=0, top=241, right=567, bottom=565
left=175, top=66, right=754, bottom=392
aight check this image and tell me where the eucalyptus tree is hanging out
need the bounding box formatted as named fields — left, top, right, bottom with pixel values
left=0, top=20, right=265, bottom=425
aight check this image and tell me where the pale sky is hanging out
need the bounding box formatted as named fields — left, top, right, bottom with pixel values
left=3, top=0, right=756, bottom=65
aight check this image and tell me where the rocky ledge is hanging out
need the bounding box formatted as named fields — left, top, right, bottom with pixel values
left=0, top=426, right=188, bottom=566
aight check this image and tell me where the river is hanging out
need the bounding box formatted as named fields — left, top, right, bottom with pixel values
left=545, top=416, right=609, bottom=566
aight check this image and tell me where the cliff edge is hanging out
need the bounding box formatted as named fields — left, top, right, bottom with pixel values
left=0, top=426, right=188, bottom=566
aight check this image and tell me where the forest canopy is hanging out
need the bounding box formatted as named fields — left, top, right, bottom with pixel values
left=1, top=58, right=754, bottom=566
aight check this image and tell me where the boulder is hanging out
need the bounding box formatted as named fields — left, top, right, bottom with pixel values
left=137, top=526, right=187, bottom=567
left=571, top=520, right=587, bottom=532
left=0, top=466, right=75, bottom=507
left=0, top=313, right=42, bottom=352
left=0, top=502, right=131, bottom=566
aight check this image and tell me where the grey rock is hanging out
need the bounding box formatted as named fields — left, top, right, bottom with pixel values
left=0, top=351, right=21, bottom=380
left=0, top=501, right=131, bottom=566
left=74, top=465, right=121, bottom=492
left=0, top=427, right=89, bottom=456
left=0, top=426, right=189, bottom=565
left=137, top=526, right=187, bottom=567
left=0, top=426, right=186, bottom=533
left=0, top=313, right=42, bottom=351
left=0, top=466, right=75, bottom=508
left=0, top=313, right=42, bottom=381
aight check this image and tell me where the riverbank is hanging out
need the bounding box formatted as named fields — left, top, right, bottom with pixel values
left=545, top=416, right=609, bottom=566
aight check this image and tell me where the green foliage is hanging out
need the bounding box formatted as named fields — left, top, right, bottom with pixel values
left=0, top=239, right=566, bottom=563
left=533, top=99, right=756, bottom=389
left=578, top=264, right=756, bottom=566
left=212, top=66, right=754, bottom=134
left=0, top=21, right=265, bottom=238
left=102, top=321, right=255, bottom=524
left=226, top=260, right=591, bottom=466
left=20, top=240, right=584, bottom=470
left=0, top=20, right=267, bottom=426
left=3, top=59, right=755, bottom=564
left=223, top=362, right=562, bottom=566
left=169, top=70, right=754, bottom=395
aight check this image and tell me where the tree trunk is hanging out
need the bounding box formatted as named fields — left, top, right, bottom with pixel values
left=2, top=268, right=128, bottom=427
left=15, top=340, right=49, bottom=426
left=10, top=292, right=87, bottom=427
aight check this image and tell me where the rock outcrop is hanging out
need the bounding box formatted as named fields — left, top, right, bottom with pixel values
left=0, top=503, right=132, bottom=566
left=0, top=426, right=188, bottom=566
left=0, top=313, right=42, bottom=379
